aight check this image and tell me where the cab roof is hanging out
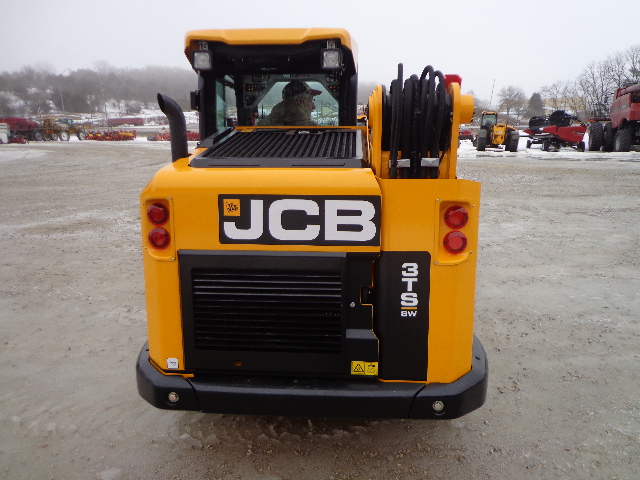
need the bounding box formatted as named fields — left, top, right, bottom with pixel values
left=184, top=28, right=358, bottom=67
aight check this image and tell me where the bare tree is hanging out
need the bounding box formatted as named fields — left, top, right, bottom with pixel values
left=498, top=85, right=527, bottom=121
left=578, top=59, right=618, bottom=116
left=541, top=81, right=564, bottom=111
left=624, top=44, right=640, bottom=83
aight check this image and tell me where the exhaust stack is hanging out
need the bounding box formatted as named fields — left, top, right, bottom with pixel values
left=157, top=93, right=188, bottom=162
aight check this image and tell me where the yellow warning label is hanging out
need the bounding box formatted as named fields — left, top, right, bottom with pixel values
left=351, top=361, right=378, bottom=376
left=223, top=199, right=241, bottom=216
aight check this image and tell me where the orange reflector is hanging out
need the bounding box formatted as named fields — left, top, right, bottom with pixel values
left=443, top=231, right=467, bottom=254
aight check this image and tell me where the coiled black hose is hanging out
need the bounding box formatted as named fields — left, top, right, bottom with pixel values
left=386, top=64, right=452, bottom=179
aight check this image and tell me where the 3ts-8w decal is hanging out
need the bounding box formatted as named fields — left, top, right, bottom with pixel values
left=400, top=262, right=419, bottom=317
left=219, top=195, right=380, bottom=246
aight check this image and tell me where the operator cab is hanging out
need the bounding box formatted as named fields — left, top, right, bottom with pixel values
left=186, top=29, right=359, bottom=140
left=480, top=112, right=498, bottom=128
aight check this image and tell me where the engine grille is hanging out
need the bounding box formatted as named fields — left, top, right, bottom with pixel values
left=191, top=269, right=343, bottom=354
left=190, top=129, right=363, bottom=168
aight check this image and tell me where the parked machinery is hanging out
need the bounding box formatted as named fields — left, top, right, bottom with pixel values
left=587, top=83, right=640, bottom=152
left=55, top=118, right=89, bottom=140
left=0, top=116, right=83, bottom=141
left=474, top=111, right=519, bottom=152
left=524, top=110, right=587, bottom=151
left=0, top=117, right=42, bottom=141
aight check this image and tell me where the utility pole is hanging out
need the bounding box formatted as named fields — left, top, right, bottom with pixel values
left=489, top=78, right=495, bottom=110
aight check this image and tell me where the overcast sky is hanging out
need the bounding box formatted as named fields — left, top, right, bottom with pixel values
left=2, top=0, right=638, bottom=104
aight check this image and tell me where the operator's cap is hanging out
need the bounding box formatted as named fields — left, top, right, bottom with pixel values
left=282, top=81, right=321, bottom=99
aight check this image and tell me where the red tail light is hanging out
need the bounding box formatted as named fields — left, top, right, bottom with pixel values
left=444, top=205, right=468, bottom=229
left=443, top=231, right=467, bottom=254
left=147, top=203, right=169, bottom=225
left=148, top=227, right=171, bottom=249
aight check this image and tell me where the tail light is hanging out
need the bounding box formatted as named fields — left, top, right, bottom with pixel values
left=148, top=227, right=171, bottom=249
left=444, top=205, right=468, bottom=229
left=144, top=201, right=172, bottom=251
left=440, top=203, right=471, bottom=257
left=147, top=203, right=169, bottom=225
left=443, top=230, right=467, bottom=254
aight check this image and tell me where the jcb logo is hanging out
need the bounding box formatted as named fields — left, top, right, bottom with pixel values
left=219, top=195, right=380, bottom=246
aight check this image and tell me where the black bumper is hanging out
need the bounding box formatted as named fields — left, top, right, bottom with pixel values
left=136, top=336, right=488, bottom=419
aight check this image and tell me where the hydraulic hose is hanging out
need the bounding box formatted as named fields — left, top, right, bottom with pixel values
left=384, top=64, right=452, bottom=179
left=388, top=64, right=403, bottom=179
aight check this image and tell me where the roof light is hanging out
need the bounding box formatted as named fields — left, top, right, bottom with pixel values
left=321, top=48, right=342, bottom=70
left=192, top=50, right=212, bottom=71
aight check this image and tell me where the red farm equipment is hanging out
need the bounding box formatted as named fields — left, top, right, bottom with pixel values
left=0, top=117, right=42, bottom=142
left=524, top=110, right=586, bottom=152
left=86, top=129, right=137, bottom=141
left=147, top=130, right=200, bottom=141
left=587, top=82, right=640, bottom=152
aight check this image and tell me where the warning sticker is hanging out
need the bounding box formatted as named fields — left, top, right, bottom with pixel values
left=166, top=358, right=179, bottom=369
left=351, top=361, right=378, bottom=376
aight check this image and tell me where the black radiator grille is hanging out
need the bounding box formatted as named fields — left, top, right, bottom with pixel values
left=191, top=269, right=343, bottom=354
left=190, top=130, right=363, bottom=168
left=206, top=130, right=356, bottom=158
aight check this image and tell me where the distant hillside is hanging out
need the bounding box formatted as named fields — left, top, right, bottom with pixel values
left=0, top=64, right=196, bottom=117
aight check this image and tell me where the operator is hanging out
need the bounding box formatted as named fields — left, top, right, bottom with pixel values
left=260, top=81, right=321, bottom=126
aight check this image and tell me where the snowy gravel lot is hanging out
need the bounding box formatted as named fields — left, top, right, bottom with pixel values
left=0, top=138, right=639, bottom=479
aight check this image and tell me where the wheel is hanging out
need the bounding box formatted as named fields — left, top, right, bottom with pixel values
left=603, top=123, right=614, bottom=152
left=77, top=131, right=86, bottom=141
left=577, top=141, right=585, bottom=152
left=58, top=130, right=70, bottom=141
left=587, top=122, right=603, bottom=151
left=526, top=140, right=532, bottom=149
left=476, top=129, right=487, bottom=151
left=507, top=131, right=519, bottom=152
left=50, top=133, right=59, bottom=141
left=614, top=127, right=632, bottom=152
left=33, top=131, right=44, bottom=141
left=542, top=139, right=550, bottom=151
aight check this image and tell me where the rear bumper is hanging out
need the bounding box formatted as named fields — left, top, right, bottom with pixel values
left=136, top=336, right=488, bottom=419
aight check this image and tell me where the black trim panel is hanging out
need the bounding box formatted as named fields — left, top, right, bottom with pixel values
left=373, top=251, right=430, bottom=381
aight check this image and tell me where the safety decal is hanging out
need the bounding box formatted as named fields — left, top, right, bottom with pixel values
left=166, top=358, right=179, bottom=370
left=351, top=361, right=378, bottom=376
